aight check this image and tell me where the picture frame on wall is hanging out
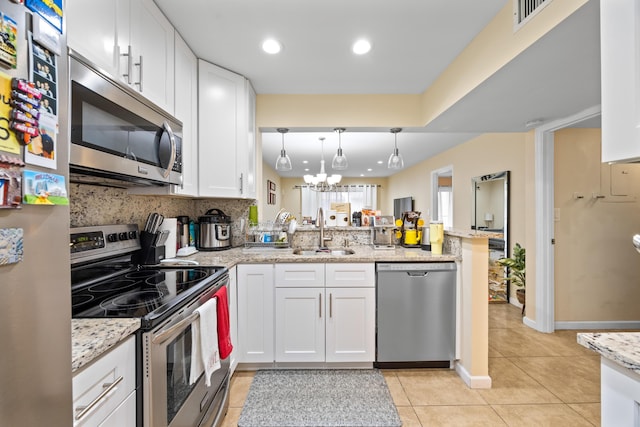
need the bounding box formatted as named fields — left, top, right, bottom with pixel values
left=268, top=180, right=276, bottom=192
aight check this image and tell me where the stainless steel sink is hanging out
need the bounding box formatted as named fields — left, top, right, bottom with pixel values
left=292, top=248, right=355, bottom=256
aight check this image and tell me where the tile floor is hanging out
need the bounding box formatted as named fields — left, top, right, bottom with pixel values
left=221, top=303, right=604, bottom=426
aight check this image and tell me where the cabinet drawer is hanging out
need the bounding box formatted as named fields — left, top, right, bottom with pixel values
left=73, top=336, right=136, bottom=426
left=275, top=263, right=325, bottom=287
left=325, top=263, right=375, bottom=287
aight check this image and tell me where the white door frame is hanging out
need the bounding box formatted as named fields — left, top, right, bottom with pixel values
left=529, top=105, right=601, bottom=333
left=431, top=165, right=454, bottom=224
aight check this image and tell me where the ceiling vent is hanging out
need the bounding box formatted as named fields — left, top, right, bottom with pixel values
left=513, top=0, right=552, bottom=29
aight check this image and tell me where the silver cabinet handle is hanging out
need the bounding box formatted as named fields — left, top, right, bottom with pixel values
left=121, top=45, right=132, bottom=84
left=239, top=173, right=244, bottom=194
left=319, top=293, right=322, bottom=318
left=74, top=376, right=124, bottom=421
left=134, top=55, right=143, bottom=91
left=330, top=293, right=333, bottom=318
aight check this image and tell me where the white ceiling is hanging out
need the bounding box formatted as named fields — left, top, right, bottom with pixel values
left=155, top=0, right=601, bottom=178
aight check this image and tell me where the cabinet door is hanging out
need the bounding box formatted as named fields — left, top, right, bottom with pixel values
left=66, top=0, right=120, bottom=78
left=198, top=60, right=246, bottom=197
left=275, top=263, right=325, bottom=287
left=129, top=0, right=175, bottom=113
left=228, top=266, right=238, bottom=374
left=601, top=0, right=640, bottom=162
left=275, top=288, right=325, bottom=362
left=325, top=288, right=375, bottom=362
left=237, top=264, right=274, bottom=363
left=239, top=81, right=257, bottom=198
left=325, top=263, right=375, bottom=287
left=173, top=33, right=198, bottom=196
left=97, top=391, right=136, bottom=427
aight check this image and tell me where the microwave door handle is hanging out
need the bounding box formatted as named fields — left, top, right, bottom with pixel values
left=152, top=311, right=199, bottom=345
left=161, top=121, right=177, bottom=179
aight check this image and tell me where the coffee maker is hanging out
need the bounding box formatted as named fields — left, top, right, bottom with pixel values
left=400, top=211, right=423, bottom=248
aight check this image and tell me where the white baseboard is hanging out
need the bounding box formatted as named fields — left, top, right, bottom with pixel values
left=555, top=320, right=640, bottom=330
left=455, top=362, right=492, bottom=389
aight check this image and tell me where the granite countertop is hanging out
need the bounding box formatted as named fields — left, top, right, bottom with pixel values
left=72, top=318, right=141, bottom=373
left=177, top=245, right=458, bottom=267
left=577, top=332, right=640, bottom=375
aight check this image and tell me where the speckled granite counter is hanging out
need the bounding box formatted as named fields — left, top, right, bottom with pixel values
left=177, top=245, right=458, bottom=267
left=72, top=318, right=141, bottom=373
left=578, top=332, right=640, bottom=375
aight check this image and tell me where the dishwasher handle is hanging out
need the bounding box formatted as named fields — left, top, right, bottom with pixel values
left=407, top=271, right=429, bottom=277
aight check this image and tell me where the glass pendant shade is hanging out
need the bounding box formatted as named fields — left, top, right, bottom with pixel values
left=275, top=128, right=292, bottom=171
left=388, top=128, right=404, bottom=170
left=331, top=127, right=348, bottom=170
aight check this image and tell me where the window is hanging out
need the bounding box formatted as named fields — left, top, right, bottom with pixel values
left=301, top=185, right=378, bottom=220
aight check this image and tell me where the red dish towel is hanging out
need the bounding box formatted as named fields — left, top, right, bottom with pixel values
left=214, top=285, right=233, bottom=360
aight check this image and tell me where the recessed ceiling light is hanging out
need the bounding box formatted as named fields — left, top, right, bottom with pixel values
left=352, top=39, right=371, bottom=55
left=302, top=160, right=308, bottom=164
left=367, top=168, right=373, bottom=172
left=360, top=174, right=365, bottom=177
left=262, top=39, right=282, bottom=54
left=304, top=168, right=309, bottom=172
left=377, top=160, right=383, bottom=164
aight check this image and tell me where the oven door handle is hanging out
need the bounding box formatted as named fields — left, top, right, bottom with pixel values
left=152, top=311, right=199, bottom=345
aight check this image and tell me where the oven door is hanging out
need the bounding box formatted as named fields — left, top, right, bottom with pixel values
left=144, top=279, right=230, bottom=427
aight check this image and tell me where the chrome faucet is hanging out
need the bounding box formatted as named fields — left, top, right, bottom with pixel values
left=317, top=207, right=332, bottom=248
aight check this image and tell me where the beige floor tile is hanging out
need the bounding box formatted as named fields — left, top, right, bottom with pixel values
left=489, top=303, right=527, bottom=329
left=220, top=406, right=242, bottom=427
left=568, top=402, right=600, bottom=426
left=492, top=403, right=594, bottom=426
left=511, top=356, right=601, bottom=403
left=228, top=371, right=255, bottom=408
left=385, top=374, right=412, bottom=406
left=489, top=345, right=504, bottom=358
left=490, top=328, right=568, bottom=357
left=413, top=405, right=507, bottom=426
left=478, top=357, right=562, bottom=404
left=396, top=406, right=423, bottom=427
left=397, top=370, right=487, bottom=406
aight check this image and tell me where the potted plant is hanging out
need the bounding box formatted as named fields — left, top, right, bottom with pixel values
left=496, top=243, right=526, bottom=314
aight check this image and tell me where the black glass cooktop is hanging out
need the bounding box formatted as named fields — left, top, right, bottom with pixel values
left=72, top=266, right=225, bottom=322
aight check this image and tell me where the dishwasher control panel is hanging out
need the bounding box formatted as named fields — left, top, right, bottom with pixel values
left=376, top=262, right=456, bottom=272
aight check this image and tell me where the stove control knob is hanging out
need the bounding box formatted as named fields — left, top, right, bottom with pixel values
left=107, top=233, right=118, bottom=242
left=118, top=232, right=127, bottom=241
left=128, top=231, right=137, bottom=240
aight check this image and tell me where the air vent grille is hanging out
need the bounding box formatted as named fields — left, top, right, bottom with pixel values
left=514, top=0, right=551, bottom=27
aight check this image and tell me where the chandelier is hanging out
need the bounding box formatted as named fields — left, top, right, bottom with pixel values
left=304, top=137, right=342, bottom=191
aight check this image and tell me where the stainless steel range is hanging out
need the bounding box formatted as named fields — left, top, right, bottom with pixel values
left=71, top=224, right=230, bottom=427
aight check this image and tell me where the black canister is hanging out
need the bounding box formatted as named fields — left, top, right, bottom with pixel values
left=177, top=216, right=190, bottom=249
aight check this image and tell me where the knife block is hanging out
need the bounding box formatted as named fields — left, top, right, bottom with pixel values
left=137, top=231, right=165, bottom=265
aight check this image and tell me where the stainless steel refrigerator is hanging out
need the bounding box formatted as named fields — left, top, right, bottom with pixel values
left=0, top=1, right=71, bottom=426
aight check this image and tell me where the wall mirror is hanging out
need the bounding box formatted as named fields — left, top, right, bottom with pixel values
left=471, top=170, right=510, bottom=302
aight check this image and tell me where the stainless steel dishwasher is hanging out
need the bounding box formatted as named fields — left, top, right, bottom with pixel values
left=375, top=262, right=456, bottom=368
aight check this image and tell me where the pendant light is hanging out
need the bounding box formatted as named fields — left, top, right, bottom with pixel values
left=331, top=127, right=348, bottom=170
left=275, top=128, right=292, bottom=171
left=387, top=127, right=404, bottom=170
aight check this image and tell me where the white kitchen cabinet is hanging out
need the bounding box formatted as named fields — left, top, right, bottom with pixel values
left=228, top=266, right=238, bottom=373
left=274, top=263, right=375, bottom=363
left=66, top=0, right=120, bottom=77
left=237, top=264, right=274, bottom=363
left=275, top=287, right=325, bottom=362
left=325, top=287, right=375, bottom=362
left=72, top=336, right=136, bottom=427
left=601, top=0, right=640, bottom=163
left=67, top=0, right=174, bottom=114
left=198, top=60, right=256, bottom=198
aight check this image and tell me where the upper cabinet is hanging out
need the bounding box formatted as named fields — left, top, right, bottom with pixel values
left=67, top=0, right=175, bottom=114
left=601, top=0, right=640, bottom=163
left=198, top=60, right=256, bottom=199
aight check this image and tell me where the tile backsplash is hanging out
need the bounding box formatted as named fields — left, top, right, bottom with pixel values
left=70, top=184, right=255, bottom=246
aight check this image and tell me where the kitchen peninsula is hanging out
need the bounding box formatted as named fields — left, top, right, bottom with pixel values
left=71, top=228, right=495, bottom=389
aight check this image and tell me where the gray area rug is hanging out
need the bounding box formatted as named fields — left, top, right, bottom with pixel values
left=238, top=369, right=402, bottom=427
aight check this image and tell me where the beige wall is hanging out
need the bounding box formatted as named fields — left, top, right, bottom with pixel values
left=554, top=128, right=640, bottom=322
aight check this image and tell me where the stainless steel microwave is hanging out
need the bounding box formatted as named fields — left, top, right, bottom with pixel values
left=69, top=53, right=182, bottom=187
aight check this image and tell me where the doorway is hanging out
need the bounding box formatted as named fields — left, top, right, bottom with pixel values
left=431, top=166, right=453, bottom=228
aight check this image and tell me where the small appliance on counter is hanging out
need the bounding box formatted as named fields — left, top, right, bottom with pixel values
left=430, top=221, right=445, bottom=255
left=198, top=208, right=232, bottom=251
left=372, top=215, right=397, bottom=249
left=399, top=211, right=423, bottom=248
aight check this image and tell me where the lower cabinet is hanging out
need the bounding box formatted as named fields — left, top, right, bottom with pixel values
left=72, top=335, right=136, bottom=427
left=274, top=263, right=375, bottom=363
left=236, top=264, right=274, bottom=363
